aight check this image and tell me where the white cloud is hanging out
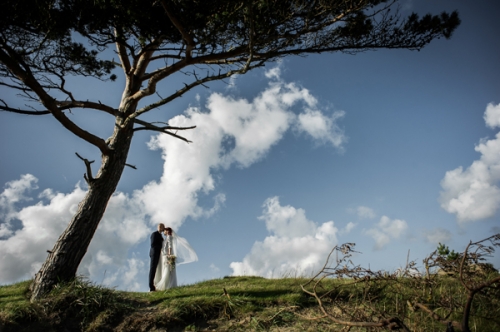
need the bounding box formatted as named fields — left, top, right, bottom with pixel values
left=0, top=71, right=346, bottom=290
left=227, top=74, right=239, bottom=90
left=98, top=255, right=145, bottom=291
left=0, top=181, right=86, bottom=283
left=484, top=102, right=500, bottom=129
left=265, top=65, right=282, bottom=80
left=209, top=263, right=220, bottom=273
left=378, top=216, right=407, bottom=238
left=207, top=89, right=294, bottom=168
left=0, top=174, right=37, bottom=208
left=356, top=206, right=376, bottom=219
left=297, top=109, right=346, bottom=149
left=230, top=197, right=338, bottom=278
left=137, top=73, right=346, bottom=227
left=259, top=196, right=317, bottom=238
left=423, top=228, right=452, bottom=245
left=0, top=174, right=38, bottom=238
left=340, top=222, right=356, bottom=235
left=364, top=216, right=408, bottom=250
left=0, top=179, right=154, bottom=289
left=440, top=105, right=500, bottom=223
left=122, top=257, right=145, bottom=291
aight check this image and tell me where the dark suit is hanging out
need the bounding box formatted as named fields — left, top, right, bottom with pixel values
left=149, top=230, right=164, bottom=291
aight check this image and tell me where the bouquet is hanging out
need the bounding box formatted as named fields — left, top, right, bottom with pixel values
left=167, top=255, right=176, bottom=270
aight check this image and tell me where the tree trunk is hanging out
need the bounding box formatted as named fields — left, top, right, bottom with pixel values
left=29, top=119, right=134, bottom=302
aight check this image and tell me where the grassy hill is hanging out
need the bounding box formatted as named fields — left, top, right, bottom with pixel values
left=0, top=274, right=498, bottom=332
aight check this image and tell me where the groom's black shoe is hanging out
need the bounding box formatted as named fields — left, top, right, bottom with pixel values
left=149, top=287, right=156, bottom=292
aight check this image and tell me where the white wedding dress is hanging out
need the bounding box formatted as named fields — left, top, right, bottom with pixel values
left=154, top=231, right=198, bottom=290
left=154, top=235, right=177, bottom=290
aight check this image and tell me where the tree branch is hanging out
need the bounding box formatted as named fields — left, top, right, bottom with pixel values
left=160, top=0, right=195, bottom=60
left=0, top=81, right=34, bottom=92
left=301, top=243, right=411, bottom=331
left=56, top=100, right=118, bottom=116
left=0, top=46, right=111, bottom=155
left=114, top=28, right=131, bottom=75
left=75, top=152, right=95, bottom=185
left=140, top=46, right=247, bottom=82
left=0, top=98, right=118, bottom=118
left=130, top=60, right=265, bottom=121
left=132, top=118, right=195, bottom=143
left=241, top=2, right=255, bottom=74
left=414, top=302, right=462, bottom=331
left=0, top=100, right=50, bottom=115
left=459, top=234, right=500, bottom=332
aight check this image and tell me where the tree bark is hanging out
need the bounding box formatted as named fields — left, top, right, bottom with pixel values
left=29, top=118, right=134, bottom=302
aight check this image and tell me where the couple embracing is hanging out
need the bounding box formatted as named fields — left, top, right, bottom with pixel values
left=149, top=223, right=198, bottom=292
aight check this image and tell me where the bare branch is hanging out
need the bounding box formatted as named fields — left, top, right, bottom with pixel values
left=75, top=152, right=95, bottom=185
left=56, top=100, right=117, bottom=116
left=459, top=234, right=500, bottom=332
left=115, top=28, right=131, bottom=74
left=140, top=46, right=247, bottom=82
left=0, top=46, right=111, bottom=155
left=131, top=61, right=265, bottom=121
left=132, top=118, right=195, bottom=143
left=413, top=302, right=462, bottom=331
left=0, top=80, right=34, bottom=92
left=459, top=241, right=472, bottom=291
left=301, top=243, right=411, bottom=331
left=0, top=100, right=50, bottom=115
left=1, top=98, right=118, bottom=118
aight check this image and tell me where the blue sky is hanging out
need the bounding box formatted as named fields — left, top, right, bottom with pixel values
left=1, top=0, right=499, bottom=290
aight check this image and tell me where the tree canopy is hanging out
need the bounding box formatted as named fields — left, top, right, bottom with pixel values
left=1, top=0, right=460, bottom=145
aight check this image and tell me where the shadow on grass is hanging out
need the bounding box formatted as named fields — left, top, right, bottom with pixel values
left=229, top=289, right=299, bottom=300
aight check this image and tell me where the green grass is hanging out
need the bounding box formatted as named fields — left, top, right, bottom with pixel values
left=0, top=280, right=31, bottom=309
left=0, top=275, right=498, bottom=332
left=0, top=280, right=35, bottom=325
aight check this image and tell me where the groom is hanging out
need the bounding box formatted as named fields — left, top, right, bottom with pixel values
left=149, top=223, right=165, bottom=292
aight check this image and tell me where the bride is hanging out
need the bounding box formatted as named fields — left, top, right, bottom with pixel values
left=154, top=227, right=198, bottom=290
